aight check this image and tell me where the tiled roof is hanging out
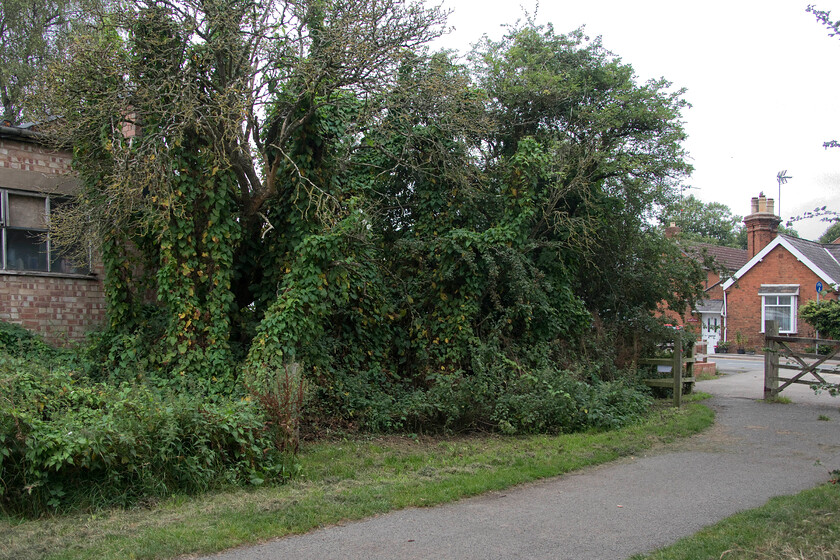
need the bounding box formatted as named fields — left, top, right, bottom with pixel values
left=685, top=243, right=750, bottom=272
left=781, top=235, right=840, bottom=285
left=695, top=299, right=723, bottom=313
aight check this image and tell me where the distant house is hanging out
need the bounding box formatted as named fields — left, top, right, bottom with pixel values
left=0, top=123, right=105, bottom=343
left=721, top=195, right=839, bottom=350
left=661, top=227, right=750, bottom=351
left=688, top=243, right=749, bottom=351
left=663, top=193, right=839, bottom=353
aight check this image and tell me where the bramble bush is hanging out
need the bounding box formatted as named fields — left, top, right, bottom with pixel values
left=298, top=337, right=652, bottom=435
left=0, top=345, right=296, bottom=517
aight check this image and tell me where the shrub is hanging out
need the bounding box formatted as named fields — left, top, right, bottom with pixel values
left=307, top=340, right=654, bottom=435
left=0, top=321, right=58, bottom=361
left=0, top=355, right=294, bottom=516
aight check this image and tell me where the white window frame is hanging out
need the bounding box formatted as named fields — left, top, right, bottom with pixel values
left=0, top=188, right=90, bottom=275
left=759, top=285, right=799, bottom=334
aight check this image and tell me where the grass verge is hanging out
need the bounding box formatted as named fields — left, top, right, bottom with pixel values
left=695, top=371, right=720, bottom=382
left=631, top=480, right=840, bottom=560
left=0, top=399, right=713, bottom=560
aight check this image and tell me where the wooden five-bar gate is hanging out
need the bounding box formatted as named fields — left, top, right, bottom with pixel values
left=763, top=320, right=840, bottom=399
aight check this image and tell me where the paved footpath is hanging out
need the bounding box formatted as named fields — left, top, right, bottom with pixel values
left=198, top=358, right=840, bottom=560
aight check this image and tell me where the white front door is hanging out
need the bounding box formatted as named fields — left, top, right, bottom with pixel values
left=701, top=313, right=722, bottom=352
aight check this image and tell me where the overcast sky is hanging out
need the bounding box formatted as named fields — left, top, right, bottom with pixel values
left=433, top=0, right=840, bottom=241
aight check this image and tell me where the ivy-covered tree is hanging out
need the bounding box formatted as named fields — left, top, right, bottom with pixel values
left=39, top=8, right=704, bottom=429
left=39, top=0, right=447, bottom=389
left=474, top=24, right=705, bottom=324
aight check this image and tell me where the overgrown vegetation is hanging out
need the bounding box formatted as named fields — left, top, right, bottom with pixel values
left=0, top=399, right=714, bottom=560
left=33, top=0, right=703, bottom=426
left=0, top=325, right=297, bottom=516
left=3, top=0, right=710, bottom=517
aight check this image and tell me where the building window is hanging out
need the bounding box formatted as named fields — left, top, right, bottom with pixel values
left=759, top=285, right=799, bottom=334
left=0, top=189, right=89, bottom=274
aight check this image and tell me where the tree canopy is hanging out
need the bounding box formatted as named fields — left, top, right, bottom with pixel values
left=0, top=0, right=104, bottom=123
left=819, top=221, right=840, bottom=244
left=659, top=194, right=743, bottom=247
left=33, top=2, right=705, bottom=429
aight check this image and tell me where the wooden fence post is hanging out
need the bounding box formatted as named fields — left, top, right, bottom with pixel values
left=764, top=320, right=779, bottom=399
left=673, top=331, right=683, bottom=407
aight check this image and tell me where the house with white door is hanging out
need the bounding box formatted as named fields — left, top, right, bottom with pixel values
left=665, top=194, right=839, bottom=352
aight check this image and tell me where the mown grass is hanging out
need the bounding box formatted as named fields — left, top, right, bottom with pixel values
left=0, top=398, right=713, bottom=560
left=632, top=481, right=840, bottom=560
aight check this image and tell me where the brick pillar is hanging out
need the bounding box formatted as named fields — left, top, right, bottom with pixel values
left=744, top=193, right=781, bottom=258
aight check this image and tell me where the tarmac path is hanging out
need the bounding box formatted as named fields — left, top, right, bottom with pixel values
left=198, top=356, right=840, bottom=560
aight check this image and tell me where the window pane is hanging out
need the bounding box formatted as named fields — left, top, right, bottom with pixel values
left=778, top=296, right=790, bottom=306
left=6, top=229, right=48, bottom=271
left=51, top=248, right=89, bottom=275
left=767, top=306, right=791, bottom=332
left=8, top=195, right=47, bottom=228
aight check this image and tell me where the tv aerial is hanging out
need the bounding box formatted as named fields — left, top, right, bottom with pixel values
left=776, top=170, right=792, bottom=215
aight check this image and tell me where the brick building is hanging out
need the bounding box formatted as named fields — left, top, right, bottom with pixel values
left=0, top=123, right=105, bottom=343
left=661, top=227, right=749, bottom=351
left=721, top=194, right=840, bottom=351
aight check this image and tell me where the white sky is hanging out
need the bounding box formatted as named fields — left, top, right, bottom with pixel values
left=433, top=0, right=840, bottom=241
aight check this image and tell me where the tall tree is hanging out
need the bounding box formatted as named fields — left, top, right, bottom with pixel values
left=474, top=24, right=704, bottom=322
left=0, top=0, right=93, bottom=123
left=40, top=0, right=447, bottom=386
left=659, top=194, right=743, bottom=247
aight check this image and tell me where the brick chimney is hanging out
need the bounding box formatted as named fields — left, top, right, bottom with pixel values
left=665, top=222, right=681, bottom=238
left=744, top=193, right=781, bottom=258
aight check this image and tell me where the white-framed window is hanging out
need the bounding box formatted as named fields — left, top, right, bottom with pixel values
left=0, top=189, right=89, bottom=275
left=759, top=285, right=799, bottom=334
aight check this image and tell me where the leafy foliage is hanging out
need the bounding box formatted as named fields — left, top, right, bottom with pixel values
left=800, top=297, right=840, bottom=340
left=819, top=221, right=840, bottom=244
left=0, top=0, right=93, bottom=123
left=0, top=348, right=295, bottom=516
left=660, top=194, right=743, bottom=247
left=30, top=5, right=704, bottom=436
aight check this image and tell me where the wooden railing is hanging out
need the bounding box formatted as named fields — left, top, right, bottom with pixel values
left=763, top=320, right=840, bottom=399
left=639, top=332, right=696, bottom=407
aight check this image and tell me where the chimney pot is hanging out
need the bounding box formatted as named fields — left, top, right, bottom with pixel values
left=745, top=193, right=781, bottom=258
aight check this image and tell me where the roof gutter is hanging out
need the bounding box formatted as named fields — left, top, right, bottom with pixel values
left=0, top=124, right=44, bottom=143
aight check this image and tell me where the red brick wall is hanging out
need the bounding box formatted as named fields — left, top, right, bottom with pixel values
left=0, top=135, right=107, bottom=344
left=724, top=245, right=837, bottom=350
left=0, top=272, right=106, bottom=344
left=0, top=137, right=74, bottom=174
left=705, top=270, right=724, bottom=299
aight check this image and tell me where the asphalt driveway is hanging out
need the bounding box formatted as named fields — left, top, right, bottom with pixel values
left=196, top=357, right=840, bottom=560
